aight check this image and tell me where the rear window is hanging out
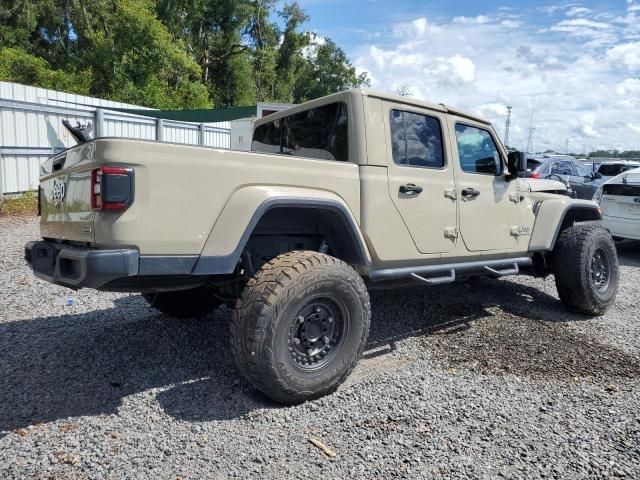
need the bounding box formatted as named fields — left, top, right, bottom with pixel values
left=251, top=102, right=349, bottom=162
left=597, top=164, right=639, bottom=176
left=603, top=184, right=640, bottom=196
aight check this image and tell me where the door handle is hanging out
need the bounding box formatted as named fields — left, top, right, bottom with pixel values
left=399, top=183, right=423, bottom=195
left=461, top=188, right=480, bottom=200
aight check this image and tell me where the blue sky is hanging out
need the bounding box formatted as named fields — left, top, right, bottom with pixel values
left=288, top=1, right=640, bottom=152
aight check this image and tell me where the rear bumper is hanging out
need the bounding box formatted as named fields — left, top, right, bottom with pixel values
left=25, top=241, right=139, bottom=289
left=603, top=216, right=640, bottom=241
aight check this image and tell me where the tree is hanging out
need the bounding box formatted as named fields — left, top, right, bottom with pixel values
left=0, top=0, right=369, bottom=108
left=0, top=47, right=91, bottom=94
left=292, top=39, right=370, bottom=102
left=396, top=84, right=413, bottom=97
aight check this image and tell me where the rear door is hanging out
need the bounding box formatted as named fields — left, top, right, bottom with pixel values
left=449, top=119, right=520, bottom=251
left=40, top=143, right=96, bottom=242
left=384, top=102, right=458, bottom=254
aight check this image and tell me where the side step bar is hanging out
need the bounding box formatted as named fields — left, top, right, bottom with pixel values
left=368, top=257, right=533, bottom=284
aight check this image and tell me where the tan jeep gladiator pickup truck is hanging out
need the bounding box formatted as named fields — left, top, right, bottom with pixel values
left=25, top=89, right=619, bottom=404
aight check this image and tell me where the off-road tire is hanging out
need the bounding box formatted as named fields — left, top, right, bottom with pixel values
left=230, top=251, right=371, bottom=405
left=143, top=286, right=222, bottom=319
left=553, top=224, right=619, bottom=316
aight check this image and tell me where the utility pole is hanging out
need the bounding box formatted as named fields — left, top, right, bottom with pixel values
left=526, top=127, right=536, bottom=155
left=525, top=101, right=536, bottom=154
left=504, top=105, right=512, bottom=148
left=566, top=137, right=573, bottom=155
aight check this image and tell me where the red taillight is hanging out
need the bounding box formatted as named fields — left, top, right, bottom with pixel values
left=530, top=172, right=541, bottom=179
left=91, top=166, right=133, bottom=212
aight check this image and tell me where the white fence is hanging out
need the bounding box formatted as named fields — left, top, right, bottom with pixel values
left=0, top=81, right=231, bottom=194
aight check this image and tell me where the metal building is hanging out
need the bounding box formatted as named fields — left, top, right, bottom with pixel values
left=0, top=81, right=232, bottom=194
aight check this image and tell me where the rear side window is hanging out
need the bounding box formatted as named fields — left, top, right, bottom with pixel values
left=390, top=110, right=444, bottom=168
left=526, top=159, right=542, bottom=172
left=455, top=124, right=503, bottom=175
left=251, top=102, right=349, bottom=162
left=252, top=120, right=281, bottom=154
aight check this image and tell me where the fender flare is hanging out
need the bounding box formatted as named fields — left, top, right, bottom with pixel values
left=528, top=199, right=602, bottom=252
left=192, top=191, right=371, bottom=275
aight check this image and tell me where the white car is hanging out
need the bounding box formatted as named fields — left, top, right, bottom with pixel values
left=593, top=167, right=640, bottom=241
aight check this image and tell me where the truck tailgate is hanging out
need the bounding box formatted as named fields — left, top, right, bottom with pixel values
left=40, top=142, right=96, bottom=243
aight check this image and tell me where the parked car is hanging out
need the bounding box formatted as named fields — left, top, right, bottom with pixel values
left=595, top=161, right=640, bottom=180
left=525, top=155, right=604, bottom=199
left=593, top=167, right=640, bottom=241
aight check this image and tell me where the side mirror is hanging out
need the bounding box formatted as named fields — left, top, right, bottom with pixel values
left=592, top=171, right=602, bottom=180
left=507, top=151, right=526, bottom=180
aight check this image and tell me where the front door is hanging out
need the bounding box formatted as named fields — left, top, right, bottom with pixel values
left=384, top=103, right=458, bottom=254
left=449, top=119, right=520, bottom=251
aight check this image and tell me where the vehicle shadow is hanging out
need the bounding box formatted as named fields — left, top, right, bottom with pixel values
left=0, top=277, right=633, bottom=432
left=616, top=242, right=640, bottom=267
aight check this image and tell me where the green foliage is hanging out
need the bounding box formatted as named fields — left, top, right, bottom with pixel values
left=588, top=150, right=640, bottom=160
left=0, top=0, right=369, bottom=108
left=293, top=39, right=370, bottom=102
left=0, top=47, right=91, bottom=94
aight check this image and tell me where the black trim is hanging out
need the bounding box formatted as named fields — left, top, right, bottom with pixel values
left=25, top=241, right=138, bottom=290
left=139, top=255, right=198, bottom=275
left=192, top=197, right=370, bottom=275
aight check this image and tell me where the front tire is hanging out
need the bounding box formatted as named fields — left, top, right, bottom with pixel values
left=142, top=286, right=222, bottom=319
left=230, top=251, right=371, bottom=405
left=553, top=224, right=619, bottom=316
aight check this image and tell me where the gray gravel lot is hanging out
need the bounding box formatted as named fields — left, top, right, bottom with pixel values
left=1, top=216, right=639, bottom=479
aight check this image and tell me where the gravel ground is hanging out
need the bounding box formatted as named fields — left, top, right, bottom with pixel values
left=1, top=216, right=639, bottom=479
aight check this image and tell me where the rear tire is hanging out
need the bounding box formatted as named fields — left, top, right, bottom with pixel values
left=553, top=224, right=619, bottom=316
left=230, top=251, right=371, bottom=405
left=143, top=286, right=222, bottom=318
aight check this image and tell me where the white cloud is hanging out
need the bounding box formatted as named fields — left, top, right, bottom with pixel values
left=616, top=78, right=640, bottom=95
left=453, top=15, right=492, bottom=25
left=550, top=18, right=612, bottom=36
left=353, top=5, right=640, bottom=151
left=566, top=7, right=593, bottom=17
left=412, top=17, right=428, bottom=35
left=628, top=123, right=640, bottom=134
left=574, top=113, right=598, bottom=138
left=606, top=42, right=640, bottom=70
left=477, top=102, right=510, bottom=117
left=427, top=55, right=476, bottom=87
left=501, top=20, right=522, bottom=29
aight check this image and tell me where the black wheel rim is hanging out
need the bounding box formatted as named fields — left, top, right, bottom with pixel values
left=287, top=298, right=346, bottom=371
left=591, top=247, right=611, bottom=292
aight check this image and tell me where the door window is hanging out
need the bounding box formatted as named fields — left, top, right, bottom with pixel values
left=454, top=124, right=503, bottom=175
left=390, top=110, right=444, bottom=168
left=550, top=161, right=575, bottom=176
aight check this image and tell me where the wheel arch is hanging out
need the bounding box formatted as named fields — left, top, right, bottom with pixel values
left=193, top=187, right=371, bottom=275
left=529, top=199, right=602, bottom=252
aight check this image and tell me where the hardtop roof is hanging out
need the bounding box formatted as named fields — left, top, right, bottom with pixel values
left=253, top=88, right=491, bottom=127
